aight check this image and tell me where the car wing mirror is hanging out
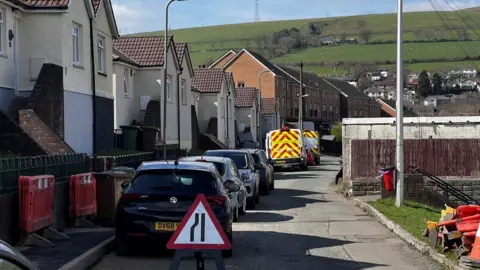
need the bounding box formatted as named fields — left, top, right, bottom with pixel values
left=120, top=181, right=131, bottom=190
left=226, top=182, right=240, bottom=193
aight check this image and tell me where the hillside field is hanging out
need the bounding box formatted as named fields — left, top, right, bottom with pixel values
left=131, top=10, right=480, bottom=74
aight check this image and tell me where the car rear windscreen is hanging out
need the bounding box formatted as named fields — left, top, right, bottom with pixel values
left=210, top=161, right=226, bottom=176
left=204, top=152, right=248, bottom=169
left=130, top=170, right=217, bottom=193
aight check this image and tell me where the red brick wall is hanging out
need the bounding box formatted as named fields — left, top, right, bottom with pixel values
left=19, top=110, right=73, bottom=155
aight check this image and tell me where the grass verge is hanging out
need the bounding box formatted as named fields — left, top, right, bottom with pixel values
left=370, top=197, right=441, bottom=240
left=370, top=198, right=459, bottom=262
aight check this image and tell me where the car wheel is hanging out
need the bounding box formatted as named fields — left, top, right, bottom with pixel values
left=114, top=235, right=131, bottom=256
left=239, top=198, right=247, bottom=215
left=233, top=205, right=239, bottom=222
left=222, top=229, right=233, bottom=258
left=255, top=188, right=260, bottom=204
left=247, top=197, right=256, bottom=210
left=260, top=182, right=270, bottom=196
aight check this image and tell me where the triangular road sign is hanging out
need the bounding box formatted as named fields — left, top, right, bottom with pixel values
left=166, top=194, right=232, bottom=250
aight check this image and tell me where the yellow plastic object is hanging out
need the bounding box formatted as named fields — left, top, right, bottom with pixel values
left=425, top=220, right=438, bottom=229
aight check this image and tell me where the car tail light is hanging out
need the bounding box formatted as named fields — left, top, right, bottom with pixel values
left=120, top=193, right=141, bottom=201
left=206, top=195, right=228, bottom=205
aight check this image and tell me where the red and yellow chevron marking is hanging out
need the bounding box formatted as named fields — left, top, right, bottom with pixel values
left=303, top=131, right=319, bottom=156
left=271, top=130, right=301, bottom=159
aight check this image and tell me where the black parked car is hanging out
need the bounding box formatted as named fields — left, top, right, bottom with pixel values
left=0, top=239, right=38, bottom=270
left=203, top=150, right=261, bottom=210
left=114, top=161, right=240, bottom=258
left=244, top=149, right=275, bottom=195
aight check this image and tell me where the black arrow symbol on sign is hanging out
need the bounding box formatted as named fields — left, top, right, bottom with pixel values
left=190, top=213, right=206, bottom=242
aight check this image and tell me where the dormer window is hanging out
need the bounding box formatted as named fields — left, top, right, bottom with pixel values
left=238, top=81, right=245, bottom=87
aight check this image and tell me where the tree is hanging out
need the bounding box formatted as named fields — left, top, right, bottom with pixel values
left=339, top=33, right=347, bottom=43
left=418, top=70, right=431, bottom=98
left=308, top=22, right=318, bottom=35
left=357, top=76, right=373, bottom=90
left=432, top=73, right=443, bottom=94
left=278, top=36, right=296, bottom=53
left=460, top=29, right=470, bottom=41
left=359, top=29, right=373, bottom=43
left=331, top=122, right=342, bottom=142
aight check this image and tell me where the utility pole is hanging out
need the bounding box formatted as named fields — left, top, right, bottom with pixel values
left=299, top=61, right=304, bottom=130
left=395, top=0, right=405, bottom=207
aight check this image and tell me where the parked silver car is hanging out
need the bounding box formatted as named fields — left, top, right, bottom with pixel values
left=203, top=150, right=261, bottom=209
left=179, top=156, right=248, bottom=220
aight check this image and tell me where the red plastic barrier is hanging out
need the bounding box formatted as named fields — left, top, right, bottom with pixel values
left=69, top=173, right=97, bottom=218
left=19, top=175, right=55, bottom=233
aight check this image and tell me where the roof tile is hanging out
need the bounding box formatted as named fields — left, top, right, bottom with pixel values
left=15, top=0, right=69, bottom=7
left=191, top=68, right=225, bottom=93
left=113, top=36, right=166, bottom=67
left=175, top=43, right=187, bottom=65
left=262, top=98, right=276, bottom=114
left=235, top=87, right=257, bottom=108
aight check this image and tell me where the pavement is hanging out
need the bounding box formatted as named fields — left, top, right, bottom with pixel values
left=91, top=156, right=443, bottom=270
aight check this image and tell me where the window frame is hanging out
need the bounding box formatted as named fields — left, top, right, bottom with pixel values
left=72, top=24, right=81, bottom=65
left=97, top=35, right=106, bottom=73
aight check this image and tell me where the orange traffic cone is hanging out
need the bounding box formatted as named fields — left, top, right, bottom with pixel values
left=460, top=221, right=480, bottom=268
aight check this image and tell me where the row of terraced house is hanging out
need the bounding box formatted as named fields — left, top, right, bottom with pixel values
left=0, top=0, right=381, bottom=157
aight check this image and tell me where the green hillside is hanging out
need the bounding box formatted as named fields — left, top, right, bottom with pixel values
left=131, top=10, right=480, bottom=75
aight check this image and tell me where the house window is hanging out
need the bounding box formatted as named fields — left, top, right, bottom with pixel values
left=0, top=8, right=4, bottom=54
left=72, top=24, right=81, bottom=65
left=354, top=110, right=358, bottom=117
left=123, top=69, right=128, bottom=96
left=238, top=81, right=245, bottom=87
left=97, top=35, right=106, bottom=73
left=359, top=110, right=363, bottom=117
left=166, top=75, right=172, bottom=101
left=181, top=79, right=186, bottom=104
left=329, top=105, right=333, bottom=117
left=322, top=104, right=326, bottom=117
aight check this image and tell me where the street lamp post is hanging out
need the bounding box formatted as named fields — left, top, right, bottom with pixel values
left=298, top=94, right=309, bottom=130
left=257, top=70, right=269, bottom=149
left=395, top=0, right=405, bottom=207
left=162, top=0, right=185, bottom=160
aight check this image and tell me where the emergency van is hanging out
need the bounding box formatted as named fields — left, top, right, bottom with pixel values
left=302, top=129, right=320, bottom=165
left=265, top=126, right=308, bottom=170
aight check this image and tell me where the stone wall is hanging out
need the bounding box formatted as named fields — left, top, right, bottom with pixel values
left=379, top=174, right=480, bottom=207
left=344, top=178, right=381, bottom=197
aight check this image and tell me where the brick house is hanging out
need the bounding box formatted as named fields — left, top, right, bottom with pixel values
left=0, top=0, right=119, bottom=155
left=209, top=50, right=236, bottom=69
left=112, top=36, right=195, bottom=150
left=324, top=79, right=381, bottom=118
left=235, top=87, right=259, bottom=144
left=212, top=49, right=343, bottom=131
left=191, top=68, right=236, bottom=148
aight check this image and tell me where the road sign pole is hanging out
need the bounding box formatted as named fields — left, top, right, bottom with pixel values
left=169, top=250, right=225, bottom=270
left=195, top=251, right=205, bottom=270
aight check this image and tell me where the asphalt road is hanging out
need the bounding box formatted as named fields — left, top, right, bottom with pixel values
left=92, top=156, right=442, bottom=270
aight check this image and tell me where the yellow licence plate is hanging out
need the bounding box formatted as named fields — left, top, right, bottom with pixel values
left=155, top=222, right=178, bottom=231
left=276, top=160, right=286, bottom=164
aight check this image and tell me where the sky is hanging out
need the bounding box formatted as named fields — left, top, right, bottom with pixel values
left=111, top=0, right=479, bottom=34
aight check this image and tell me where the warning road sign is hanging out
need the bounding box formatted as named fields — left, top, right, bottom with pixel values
left=166, top=194, right=232, bottom=250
